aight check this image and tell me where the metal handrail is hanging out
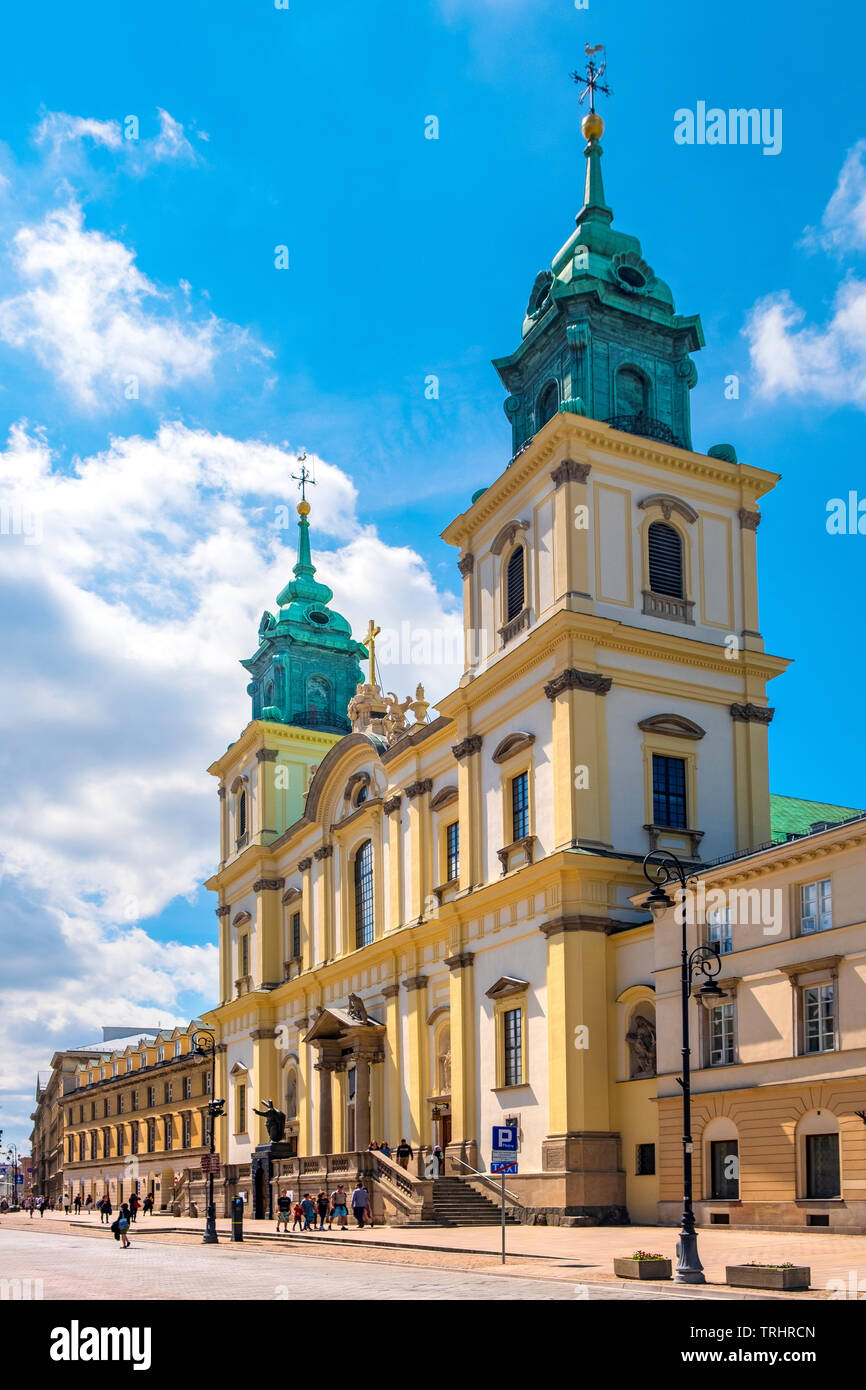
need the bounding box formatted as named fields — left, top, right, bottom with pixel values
left=447, top=1155, right=522, bottom=1206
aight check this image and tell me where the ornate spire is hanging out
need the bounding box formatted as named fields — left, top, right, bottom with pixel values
left=572, top=47, right=613, bottom=229
left=276, top=498, right=333, bottom=608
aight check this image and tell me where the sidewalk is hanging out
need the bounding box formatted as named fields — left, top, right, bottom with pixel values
left=6, top=1209, right=865, bottom=1293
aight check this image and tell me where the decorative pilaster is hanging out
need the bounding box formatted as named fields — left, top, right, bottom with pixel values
left=255, top=746, right=279, bottom=841
left=403, top=975, right=428, bottom=1147
left=382, top=983, right=402, bottom=1145
left=445, top=951, right=477, bottom=1166
left=452, top=735, right=482, bottom=889
left=544, top=667, right=612, bottom=850
left=405, top=781, right=432, bottom=920
left=550, top=458, right=592, bottom=610
left=730, top=704, right=774, bottom=850
left=253, top=877, right=285, bottom=987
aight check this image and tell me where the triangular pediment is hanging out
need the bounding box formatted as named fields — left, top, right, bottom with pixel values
left=485, top=975, right=530, bottom=1000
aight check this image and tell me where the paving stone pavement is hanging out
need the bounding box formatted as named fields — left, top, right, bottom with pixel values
left=0, top=1225, right=767, bottom=1301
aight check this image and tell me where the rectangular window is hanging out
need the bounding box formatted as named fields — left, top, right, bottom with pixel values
left=147, top=1120, right=156, bottom=1153
left=140, top=1052, right=148, bottom=1069
left=801, top=879, right=832, bottom=934
left=164, top=1118, right=173, bottom=1151
left=90, top=1102, right=96, bottom=1120
left=445, top=821, right=460, bottom=882
left=165, top=1082, right=173, bottom=1104
left=291, top=911, right=301, bottom=959
left=147, top=1086, right=156, bottom=1108
left=183, top=1076, right=192, bottom=1101
left=635, top=1143, right=656, bottom=1176
left=806, top=1134, right=840, bottom=1199
left=202, top=1111, right=211, bottom=1147
left=182, top=1115, right=192, bottom=1148
left=131, top=1091, right=139, bottom=1112
left=652, top=754, right=687, bottom=829
left=204, top=1070, right=212, bottom=1096
left=511, top=772, right=529, bottom=842
left=103, top=1098, right=111, bottom=1117
left=118, top=1093, right=125, bottom=1113
left=112, top=1062, right=118, bottom=1076
left=803, top=983, right=835, bottom=1054
left=157, top=1046, right=164, bottom=1063
left=116, top=1127, right=124, bottom=1157
left=237, top=1083, right=246, bottom=1133
left=709, top=1002, right=735, bottom=1066
left=241, top=934, right=249, bottom=977
left=126, top=1057, right=132, bottom=1072
left=130, top=1123, right=139, bottom=1155
left=174, top=1040, right=182, bottom=1057
left=709, top=1139, right=739, bottom=1199
left=503, top=1008, right=523, bottom=1086
left=707, top=907, right=732, bottom=954
left=354, top=841, right=374, bottom=949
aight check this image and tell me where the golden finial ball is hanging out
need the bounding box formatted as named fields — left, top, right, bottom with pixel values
left=582, top=111, right=604, bottom=141
left=297, top=500, right=311, bottom=516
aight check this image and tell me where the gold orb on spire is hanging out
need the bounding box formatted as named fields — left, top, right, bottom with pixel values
left=582, top=110, right=604, bottom=141
left=297, top=499, right=311, bottom=516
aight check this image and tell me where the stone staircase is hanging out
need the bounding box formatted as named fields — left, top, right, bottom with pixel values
left=429, top=1176, right=520, bottom=1227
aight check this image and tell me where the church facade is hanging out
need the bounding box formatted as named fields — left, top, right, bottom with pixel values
left=201, top=105, right=842, bottom=1228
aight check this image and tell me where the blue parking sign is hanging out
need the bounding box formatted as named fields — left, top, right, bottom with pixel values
left=492, top=1125, right=517, bottom=1151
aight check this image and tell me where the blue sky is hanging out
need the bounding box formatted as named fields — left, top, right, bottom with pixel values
left=1, top=0, right=865, bottom=1150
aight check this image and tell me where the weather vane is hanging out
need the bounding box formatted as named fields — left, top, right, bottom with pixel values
left=571, top=44, right=612, bottom=114
left=291, top=451, right=315, bottom=503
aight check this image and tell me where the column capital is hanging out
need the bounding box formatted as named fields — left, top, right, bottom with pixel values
left=250, top=1028, right=277, bottom=1041
left=458, top=552, right=475, bottom=576
left=253, top=877, right=285, bottom=892
left=551, top=458, right=591, bottom=488
left=384, top=795, right=402, bottom=815
left=405, top=779, right=433, bottom=799
left=256, top=747, right=279, bottom=762
left=297, top=857, right=312, bottom=871
left=215, top=905, right=230, bottom=917
left=381, top=983, right=401, bottom=998
left=452, top=735, right=482, bottom=761
left=738, top=508, right=761, bottom=531
left=314, top=844, right=334, bottom=860
left=444, top=951, right=475, bottom=971
left=539, top=914, right=612, bottom=938
left=544, top=668, right=612, bottom=700
left=730, top=703, right=774, bottom=724
left=402, top=974, right=428, bottom=992
left=217, top=786, right=227, bottom=800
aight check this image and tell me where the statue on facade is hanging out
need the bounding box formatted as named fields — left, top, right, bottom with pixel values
left=347, top=993, right=369, bottom=1024
left=626, top=1014, right=657, bottom=1078
left=252, top=1098, right=287, bottom=1143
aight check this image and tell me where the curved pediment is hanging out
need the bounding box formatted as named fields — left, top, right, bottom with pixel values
left=490, top=518, right=530, bottom=556
left=430, top=785, right=459, bottom=811
left=231, top=909, right=252, bottom=926
left=637, top=713, right=706, bottom=741
left=637, top=493, right=699, bottom=524
left=491, top=731, right=536, bottom=764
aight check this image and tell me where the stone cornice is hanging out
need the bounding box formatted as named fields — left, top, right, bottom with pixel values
left=730, top=703, right=774, bottom=724
left=544, top=668, right=613, bottom=699
left=551, top=458, right=591, bottom=488
left=452, top=735, right=482, bottom=761
left=779, top=955, right=842, bottom=980
left=253, top=878, right=285, bottom=893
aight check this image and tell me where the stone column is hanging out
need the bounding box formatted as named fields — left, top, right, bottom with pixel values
left=382, top=983, right=402, bottom=1145
left=444, top=950, right=478, bottom=1168
left=316, top=1062, right=333, bottom=1156
left=403, top=974, right=428, bottom=1148
left=354, top=1054, right=371, bottom=1153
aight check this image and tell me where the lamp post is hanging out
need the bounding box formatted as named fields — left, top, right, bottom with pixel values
left=643, top=850, right=725, bottom=1284
left=3, top=1144, right=21, bottom=1207
left=192, top=1032, right=223, bottom=1245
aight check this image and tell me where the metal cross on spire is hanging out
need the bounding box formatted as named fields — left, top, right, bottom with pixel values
left=292, top=451, right=316, bottom=502
left=571, top=44, right=612, bottom=114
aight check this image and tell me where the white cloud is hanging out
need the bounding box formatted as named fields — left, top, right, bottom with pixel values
left=150, top=108, right=197, bottom=164
left=34, top=111, right=123, bottom=153
left=803, top=139, right=866, bottom=254
left=0, top=420, right=461, bottom=1124
left=0, top=202, right=256, bottom=407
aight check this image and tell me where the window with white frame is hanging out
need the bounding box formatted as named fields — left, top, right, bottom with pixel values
left=800, top=879, right=832, bottom=934
left=707, top=907, right=732, bottom=954
left=709, top=1002, right=735, bottom=1066
left=803, top=982, right=836, bottom=1054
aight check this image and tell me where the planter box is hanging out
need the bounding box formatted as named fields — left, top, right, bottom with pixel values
left=614, top=1256, right=672, bottom=1281
left=726, top=1265, right=811, bottom=1291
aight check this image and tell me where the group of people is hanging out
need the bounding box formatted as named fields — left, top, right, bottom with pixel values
left=368, top=1138, right=417, bottom=1169
left=275, top=1183, right=373, bottom=1232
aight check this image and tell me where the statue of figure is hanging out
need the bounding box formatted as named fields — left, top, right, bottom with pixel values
left=626, top=1014, right=657, bottom=1078
left=438, top=1047, right=451, bottom=1095
left=347, top=992, right=369, bottom=1024
left=252, top=1098, right=286, bottom=1143
left=384, top=692, right=412, bottom=743
left=285, top=1072, right=297, bottom=1120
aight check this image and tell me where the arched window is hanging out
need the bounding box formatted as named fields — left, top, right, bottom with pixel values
left=536, top=380, right=559, bottom=431
left=505, top=547, right=525, bottom=622
left=354, top=840, right=374, bottom=949
left=238, top=790, right=247, bottom=837
left=647, top=521, right=684, bottom=598
left=617, top=365, right=650, bottom=417
left=264, top=681, right=274, bottom=709
left=306, top=675, right=330, bottom=721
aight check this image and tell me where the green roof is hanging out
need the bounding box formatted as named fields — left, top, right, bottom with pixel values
left=769, top=793, right=864, bottom=843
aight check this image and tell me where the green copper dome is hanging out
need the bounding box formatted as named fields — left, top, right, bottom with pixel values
left=494, top=114, right=704, bottom=456
left=241, top=502, right=366, bottom=734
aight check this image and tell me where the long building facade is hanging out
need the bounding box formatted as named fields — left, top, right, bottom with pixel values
left=202, top=106, right=807, bottom=1227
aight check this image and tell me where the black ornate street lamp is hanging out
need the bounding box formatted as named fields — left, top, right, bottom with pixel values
left=192, top=1032, right=224, bottom=1246
left=643, top=850, right=724, bottom=1284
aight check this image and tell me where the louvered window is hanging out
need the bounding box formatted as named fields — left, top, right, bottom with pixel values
left=506, top=547, right=525, bottom=621
left=536, top=381, right=558, bottom=430
left=647, top=521, right=684, bottom=598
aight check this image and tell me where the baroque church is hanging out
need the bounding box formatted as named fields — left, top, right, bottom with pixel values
left=201, top=102, right=826, bottom=1228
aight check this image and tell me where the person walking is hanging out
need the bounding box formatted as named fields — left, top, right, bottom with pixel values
left=350, top=1183, right=368, bottom=1228
left=431, top=1144, right=444, bottom=1179
left=101, top=1196, right=113, bottom=1225
left=73, top=1194, right=81, bottom=1215
left=316, top=1190, right=330, bottom=1231
left=300, top=1193, right=317, bottom=1231
left=115, top=1202, right=132, bottom=1249
left=37, top=1196, right=46, bottom=1217
left=379, top=1141, right=391, bottom=1159
left=85, top=1194, right=93, bottom=1216
left=292, top=1200, right=304, bottom=1231
left=330, top=1184, right=349, bottom=1232
left=396, top=1137, right=413, bottom=1170
left=276, top=1190, right=292, bottom=1233
left=142, top=1194, right=154, bottom=1216
left=128, top=1193, right=140, bottom=1224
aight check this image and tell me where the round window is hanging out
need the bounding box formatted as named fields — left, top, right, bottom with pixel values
left=307, top=610, right=329, bottom=625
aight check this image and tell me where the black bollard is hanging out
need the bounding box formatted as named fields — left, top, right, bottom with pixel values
left=231, top=1195, right=244, bottom=1242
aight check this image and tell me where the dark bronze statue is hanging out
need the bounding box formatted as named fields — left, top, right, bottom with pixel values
left=253, top=1098, right=286, bottom=1143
